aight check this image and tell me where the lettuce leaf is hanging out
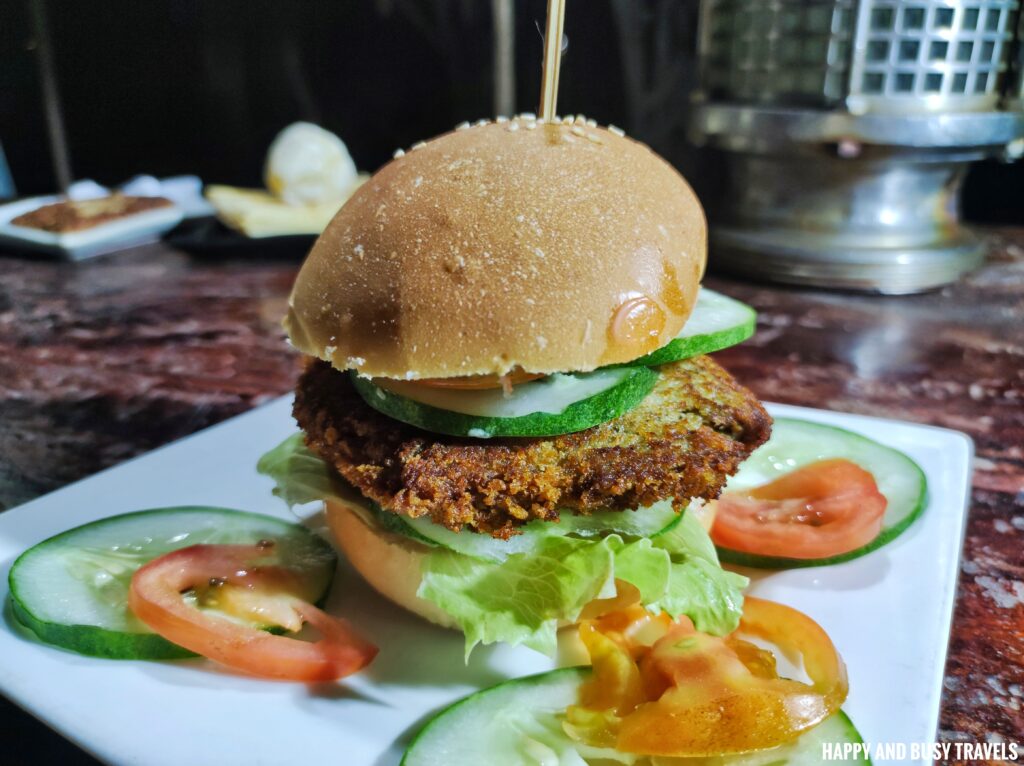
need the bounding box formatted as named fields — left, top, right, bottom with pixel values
left=422, top=516, right=746, bottom=657
left=420, top=535, right=615, bottom=657
left=420, top=535, right=674, bottom=658
left=256, top=433, right=342, bottom=508
left=258, top=434, right=747, bottom=656
left=651, top=513, right=749, bottom=636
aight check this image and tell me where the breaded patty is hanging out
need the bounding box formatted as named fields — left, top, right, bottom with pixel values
left=294, top=356, right=772, bottom=538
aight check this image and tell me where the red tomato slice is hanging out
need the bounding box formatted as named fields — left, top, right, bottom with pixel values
left=414, top=368, right=545, bottom=390
left=711, top=459, right=887, bottom=559
left=129, top=543, right=377, bottom=682
left=618, top=598, right=847, bottom=756
left=566, top=596, right=848, bottom=758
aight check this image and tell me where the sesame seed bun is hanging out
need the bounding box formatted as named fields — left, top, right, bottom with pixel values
left=286, top=118, right=706, bottom=379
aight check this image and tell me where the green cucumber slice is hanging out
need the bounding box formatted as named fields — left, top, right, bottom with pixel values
left=401, top=500, right=681, bottom=562
left=8, top=506, right=336, bottom=659
left=402, top=667, right=870, bottom=765
left=352, top=366, right=658, bottom=438
left=626, top=288, right=756, bottom=368
left=717, top=418, right=928, bottom=569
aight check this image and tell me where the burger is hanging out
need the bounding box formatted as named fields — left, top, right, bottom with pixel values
left=259, top=115, right=771, bottom=655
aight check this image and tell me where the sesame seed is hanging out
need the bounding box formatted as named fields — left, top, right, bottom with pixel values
left=411, top=141, right=426, bottom=150
left=496, top=115, right=508, bottom=123
left=571, top=125, right=586, bottom=136
left=586, top=118, right=597, bottom=127
left=562, top=115, right=573, bottom=125
left=455, top=121, right=470, bottom=131
left=474, top=118, right=489, bottom=127
left=519, top=112, right=536, bottom=120
left=575, top=114, right=586, bottom=124
left=525, top=122, right=537, bottom=130
left=393, top=148, right=405, bottom=158
left=507, top=122, right=519, bottom=132
left=608, top=124, right=625, bottom=136
left=587, top=133, right=603, bottom=144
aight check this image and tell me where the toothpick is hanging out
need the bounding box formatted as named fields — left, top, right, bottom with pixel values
left=538, top=0, right=566, bottom=122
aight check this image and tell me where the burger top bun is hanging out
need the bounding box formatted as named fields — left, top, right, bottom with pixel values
left=285, top=118, right=706, bottom=380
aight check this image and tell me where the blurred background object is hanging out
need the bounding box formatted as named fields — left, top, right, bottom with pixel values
left=692, top=0, right=1024, bottom=293
left=0, top=143, right=14, bottom=200
left=0, top=0, right=1020, bottom=286
left=201, top=122, right=367, bottom=240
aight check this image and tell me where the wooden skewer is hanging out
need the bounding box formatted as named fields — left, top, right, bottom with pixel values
left=538, top=0, right=567, bottom=122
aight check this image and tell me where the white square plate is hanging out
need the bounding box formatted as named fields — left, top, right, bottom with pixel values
left=0, top=398, right=972, bottom=766
left=0, top=195, right=184, bottom=260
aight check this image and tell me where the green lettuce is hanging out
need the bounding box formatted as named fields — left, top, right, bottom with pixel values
left=421, top=516, right=746, bottom=657
left=258, top=434, right=747, bottom=656
left=256, top=433, right=342, bottom=507
left=649, top=509, right=748, bottom=635
left=420, top=535, right=673, bottom=658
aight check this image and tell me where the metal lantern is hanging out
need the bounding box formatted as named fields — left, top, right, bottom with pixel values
left=692, top=0, right=1024, bottom=294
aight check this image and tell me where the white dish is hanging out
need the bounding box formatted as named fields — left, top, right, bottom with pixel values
left=0, top=398, right=972, bottom=766
left=0, top=195, right=184, bottom=260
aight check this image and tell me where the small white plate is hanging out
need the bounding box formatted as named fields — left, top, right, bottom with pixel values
left=0, top=398, right=972, bottom=766
left=0, top=195, right=184, bottom=260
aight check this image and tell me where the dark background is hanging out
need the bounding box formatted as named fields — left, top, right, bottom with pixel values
left=1, top=0, right=1020, bottom=222
left=1, top=0, right=635, bottom=191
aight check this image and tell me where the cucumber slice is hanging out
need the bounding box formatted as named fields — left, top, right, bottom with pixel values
left=401, top=501, right=681, bottom=562
left=402, top=667, right=870, bottom=765
left=8, top=506, right=336, bottom=659
left=717, top=418, right=928, bottom=569
left=352, top=366, right=658, bottom=438
left=627, top=288, right=756, bottom=368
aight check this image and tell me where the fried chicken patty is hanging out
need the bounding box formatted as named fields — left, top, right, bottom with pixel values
left=294, top=356, right=772, bottom=538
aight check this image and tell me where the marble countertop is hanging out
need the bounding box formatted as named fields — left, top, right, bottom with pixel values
left=1, top=231, right=1021, bottom=762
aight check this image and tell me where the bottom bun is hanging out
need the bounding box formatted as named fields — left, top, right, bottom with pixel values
left=324, top=498, right=460, bottom=629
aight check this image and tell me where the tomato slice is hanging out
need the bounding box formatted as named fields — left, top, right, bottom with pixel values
left=129, top=543, right=377, bottom=682
left=566, top=596, right=848, bottom=757
left=414, top=368, right=545, bottom=391
left=711, top=459, right=887, bottom=559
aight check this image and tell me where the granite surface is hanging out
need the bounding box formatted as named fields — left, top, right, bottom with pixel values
left=1, top=232, right=1022, bottom=763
